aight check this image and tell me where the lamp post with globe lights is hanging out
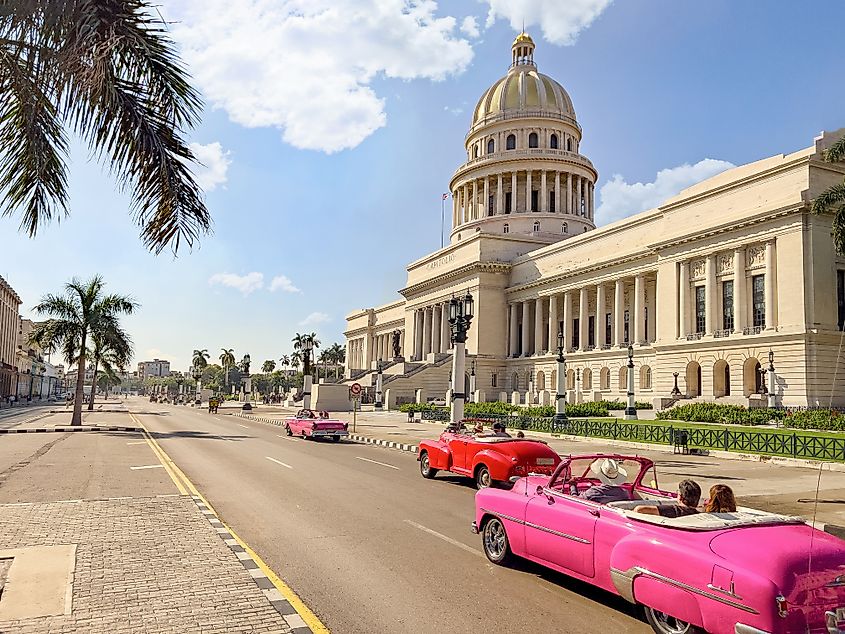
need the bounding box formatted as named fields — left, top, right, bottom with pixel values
left=302, top=339, right=314, bottom=410
left=374, top=359, right=384, bottom=410
left=192, top=366, right=202, bottom=405
left=448, top=291, right=474, bottom=423
left=767, top=350, right=776, bottom=408
left=554, top=329, right=567, bottom=430
left=625, top=344, right=637, bottom=420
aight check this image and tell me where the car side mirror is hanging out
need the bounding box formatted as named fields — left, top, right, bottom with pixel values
left=536, top=485, right=544, bottom=496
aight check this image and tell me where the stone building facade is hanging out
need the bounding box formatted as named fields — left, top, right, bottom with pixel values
left=345, top=34, right=845, bottom=408
left=0, top=275, right=22, bottom=401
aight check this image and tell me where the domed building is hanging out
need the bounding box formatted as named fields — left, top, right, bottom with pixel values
left=343, top=34, right=845, bottom=410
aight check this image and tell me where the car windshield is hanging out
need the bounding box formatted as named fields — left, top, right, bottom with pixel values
left=550, top=457, right=657, bottom=491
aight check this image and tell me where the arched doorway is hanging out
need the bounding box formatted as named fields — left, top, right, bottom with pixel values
left=713, top=360, right=730, bottom=397
left=743, top=358, right=762, bottom=396
left=685, top=361, right=702, bottom=397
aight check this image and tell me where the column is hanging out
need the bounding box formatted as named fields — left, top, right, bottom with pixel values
left=554, top=171, right=560, bottom=214
left=541, top=170, right=548, bottom=212
left=634, top=274, right=645, bottom=344
left=497, top=174, right=503, bottom=214
left=589, top=182, right=594, bottom=219
left=576, top=176, right=582, bottom=216
left=509, top=303, right=518, bottom=357
left=548, top=294, right=559, bottom=351
left=526, top=170, right=532, bottom=211
left=565, top=173, right=572, bottom=214
left=734, top=247, right=746, bottom=333
left=422, top=308, right=432, bottom=356
left=563, top=291, right=573, bottom=351
left=705, top=255, right=715, bottom=334
left=470, top=180, right=477, bottom=220
left=415, top=309, right=424, bottom=359
left=483, top=176, right=490, bottom=217
left=614, top=279, right=624, bottom=346
left=521, top=301, right=530, bottom=357
left=461, top=184, right=468, bottom=223
left=511, top=172, right=517, bottom=212
left=765, top=241, right=776, bottom=329
left=596, top=283, right=606, bottom=347
left=579, top=287, right=588, bottom=350
left=432, top=306, right=441, bottom=356
left=534, top=297, right=544, bottom=354
left=679, top=262, right=689, bottom=338
left=440, top=302, right=449, bottom=352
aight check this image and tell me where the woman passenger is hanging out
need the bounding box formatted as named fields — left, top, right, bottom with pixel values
left=704, top=484, right=737, bottom=513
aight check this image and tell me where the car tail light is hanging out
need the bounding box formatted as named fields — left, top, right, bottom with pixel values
left=775, top=595, right=788, bottom=618
left=513, top=465, right=526, bottom=475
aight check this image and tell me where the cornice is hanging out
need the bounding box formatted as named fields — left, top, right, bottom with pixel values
left=400, top=261, right=511, bottom=298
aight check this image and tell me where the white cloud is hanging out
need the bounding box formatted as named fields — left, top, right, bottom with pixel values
left=460, top=16, right=480, bottom=38
left=269, top=275, right=300, bottom=293
left=596, top=159, right=736, bottom=224
left=188, top=141, right=231, bottom=192
left=166, top=1, right=475, bottom=153
left=483, top=0, right=613, bottom=45
left=208, top=272, right=265, bottom=295
left=299, top=311, right=330, bottom=326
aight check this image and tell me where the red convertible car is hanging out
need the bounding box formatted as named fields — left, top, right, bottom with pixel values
left=284, top=409, right=349, bottom=441
left=417, top=423, right=561, bottom=489
left=473, top=453, right=845, bottom=634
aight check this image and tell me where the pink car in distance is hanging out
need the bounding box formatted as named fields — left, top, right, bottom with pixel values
left=284, top=409, right=349, bottom=441
left=473, top=453, right=845, bottom=634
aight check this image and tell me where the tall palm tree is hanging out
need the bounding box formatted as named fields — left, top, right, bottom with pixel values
left=87, top=323, right=132, bottom=410
left=0, top=1, right=209, bottom=254
left=278, top=354, right=290, bottom=394
left=262, top=360, right=275, bottom=374
left=219, top=348, right=235, bottom=386
left=292, top=332, right=320, bottom=377
left=329, top=343, right=346, bottom=378
left=97, top=366, right=122, bottom=400
left=192, top=349, right=209, bottom=370
left=28, top=276, right=136, bottom=425
left=812, top=135, right=845, bottom=253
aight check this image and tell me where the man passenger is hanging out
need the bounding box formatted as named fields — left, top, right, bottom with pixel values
left=634, top=479, right=701, bottom=517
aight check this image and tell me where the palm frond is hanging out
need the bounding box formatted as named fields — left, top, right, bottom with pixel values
left=825, top=135, right=845, bottom=163
left=832, top=204, right=845, bottom=257
left=812, top=183, right=845, bottom=215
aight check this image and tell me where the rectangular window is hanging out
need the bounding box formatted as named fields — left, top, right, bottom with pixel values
left=505, top=192, right=512, bottom=214
left=605, top=313, right=612, bottom=346
left=695, top=286, right=706, bottom=333
left=572, top=318, right=580, bottom=349
left=752, top=275, right=765, bottom=328
left=491, top=373, right=498, bottom=388
left=488, top=195, right=494, bottom=216
left=838, top=271, right=845, bottom=331
left=722, top=280, right=734, bottom=331
left=549, top=191, right=556, bottom=213
left=531, top=190, right=539, bottom=212
left=588, top=316, right=595, bottom=347
left=623, top=310, right=630, bottom=344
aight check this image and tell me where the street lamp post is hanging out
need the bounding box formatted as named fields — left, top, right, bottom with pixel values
left=670, top=372, right=681, bottom=396
left=469, top=360, right=476, bottom=403
left=554, top=329, right=567, bottom=430
left=767, top=350, right=776, bottom=408
left=192, top=367, right=202, bottom=405
left=302, top=339, right=314, bottom=410
left=625, top=344, right=637, bottom=420
left=448, top=291, right=474, bottom=423
left=374, top=359, right=384, bottom=410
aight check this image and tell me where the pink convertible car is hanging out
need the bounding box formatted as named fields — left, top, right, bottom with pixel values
left=473, top=453, right=845, bottom=634
left=284, top=409, right=349, bottom=441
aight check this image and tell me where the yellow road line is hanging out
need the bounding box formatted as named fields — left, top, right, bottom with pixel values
left=130, top=412, right=329, bottom=633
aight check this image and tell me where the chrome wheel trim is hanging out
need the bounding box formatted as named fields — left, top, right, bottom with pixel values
left=477, top=466, right=491, bottom=488
left=483, top=519, right=507, bottom=560
left=646, top=607, right=693, bottom=634
left=420, top=453, right=430, bottom=475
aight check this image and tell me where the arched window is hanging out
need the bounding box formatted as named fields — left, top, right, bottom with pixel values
left=640, top=366, right=652, bottom=390
left=562, top=222, right=568, bottom=234
left=619, top=366, right=628, bottom=391
left=533, top=221, right=540, bottom=232
left=536, top=371, right=545, bottom=391
left=512, top=372, right=520, bottom=391
left=506, top=134, right=516, bottom=150
left=473, top=145, right=479, bottom=158
left=528, top=132, right=538, bottom=148
left=503, top=223, right=509, bottom=234
left=600, top=367, right=610, bottom=390
left=583, top=368, right=592, bottom=391
left=487, top=138, right=495, bottom=154
left=566, top=369, right=575, bottom=390
left=550, top=133, right=559, bottom=149
left=566, top=138, right=572, bottom=151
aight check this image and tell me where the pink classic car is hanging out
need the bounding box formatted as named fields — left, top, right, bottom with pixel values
left=473, top=453, right=845, bottom=634
left=284, top=409, right=349, bottom=441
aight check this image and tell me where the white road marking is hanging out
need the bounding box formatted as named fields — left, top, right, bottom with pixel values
left=130, top=464, right=165, bottom=470
left=266, top=456, right=293, bottom=469
left=356, top=456, right=399, bottom=470
left=237, top=424, right=249, bottom=428
left=126, top=441, right=147, bottom=445
left=404, top=520, right=483, bottom=558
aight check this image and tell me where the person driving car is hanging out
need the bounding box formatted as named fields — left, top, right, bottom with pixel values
left=579, top=458, right=630, bottom=504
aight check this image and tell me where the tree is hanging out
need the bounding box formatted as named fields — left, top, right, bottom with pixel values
left=192, top=349, right=209, bottom=370
left=87, top=324, right=132, bottom=410
left=28, top=276, right=136, bottom=425
left=812, top=135, right=845, bottom=254
left=0, top=1, right=210, bottom=254
left=97, top=366, right=122, bottom=399
left=262, top=359, right=275, bottom=374
left=219, top=348, right=235, bottom=386
left=329, top=342, right=346, bottom=378
left=292, top=332, right=319, bottom=377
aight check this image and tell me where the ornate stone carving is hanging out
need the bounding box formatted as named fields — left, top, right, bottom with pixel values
left=690, top=259, right=706, bottom=280
left=717, top=253, right=733, bottom=275
left=747, top=245, right=765, bottom=269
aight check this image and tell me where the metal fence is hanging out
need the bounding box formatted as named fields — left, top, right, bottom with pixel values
left=419, top=410, right=845, bottom=461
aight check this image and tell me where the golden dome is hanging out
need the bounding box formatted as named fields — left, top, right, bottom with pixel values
left=471, top=67, right=576, bottom=128
left=512, top=32, right=535, bottom=46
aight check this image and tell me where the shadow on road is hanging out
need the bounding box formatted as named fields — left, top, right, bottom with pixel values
left=148, top=430, right=250, bottom=441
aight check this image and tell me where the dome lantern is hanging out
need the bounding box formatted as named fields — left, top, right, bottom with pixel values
left=512, top=31, right=536, bottom=68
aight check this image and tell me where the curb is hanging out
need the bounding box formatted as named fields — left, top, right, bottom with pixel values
left=232, top=412, right=284, bottom=427
left=348, top=433, right=418, bottom=454
left=190, top=495, right=313, bottom=634
left=0, top=425, right=142, bottom=434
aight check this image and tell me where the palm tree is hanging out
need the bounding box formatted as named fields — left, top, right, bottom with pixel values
left=292, top=332, right=320, bottom=377
left=97, top=366, right=122, bottom=400
left=87, top=323, right=132, bottom=410
left=28, top=276, right=136, bottom=425
left=0, top=1, right=209, bottom=254
left=262, top=360, right=276, bottom=374
left=219, top=348, right=235, bottom=386
left=192, top=349, right=210, bottom=371
left=329, top=343, right=346, bottom=378
left=278, top=354, right=290, bottom=394
left=812, top=135, right=845, bottom=254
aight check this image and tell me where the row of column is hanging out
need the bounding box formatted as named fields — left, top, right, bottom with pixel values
left=507, top=275, right=653, bottom=357
left=347, top=331, right=407, bottom=370
left=678, top=242, right=776, bottom=337
left=452, top=171, right=594, bottom=225
left=409, top=303, right=452, bottom=361
left=347, top=337, right=367, bottom=371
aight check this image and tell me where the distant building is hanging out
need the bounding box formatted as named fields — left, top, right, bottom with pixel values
left=138, top=359, right=171, bottom=380
left=0, top=275, right=21, bottom=401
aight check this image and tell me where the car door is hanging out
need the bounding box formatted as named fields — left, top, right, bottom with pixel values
left=446, top=434, right=469, bottom=472
left=524, top=488, right=598, bottom=578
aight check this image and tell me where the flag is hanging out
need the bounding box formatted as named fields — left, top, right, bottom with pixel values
left=442, top=193, right=449, bottom=200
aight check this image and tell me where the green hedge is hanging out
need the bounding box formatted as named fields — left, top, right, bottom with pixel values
left=656, top=403, right=787, bottom=425
left=398, top=403, right=444, bottom=413
left=603, top=399, right=653, bottom=411
left=782, top=409, right=845, bottom=432
left=464, top=401, right=610, bottom=418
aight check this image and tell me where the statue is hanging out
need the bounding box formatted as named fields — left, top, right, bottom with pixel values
left=392, top=329, right=401, bottom=359
left=239, top=354, right=251, bottom=375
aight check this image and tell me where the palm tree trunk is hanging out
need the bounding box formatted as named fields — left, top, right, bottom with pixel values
left=72, top=342, right=86, bottom=426
left=87, top=358, right=99, bottom=411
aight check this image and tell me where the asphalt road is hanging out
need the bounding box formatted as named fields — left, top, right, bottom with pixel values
left=138, top=401, right=651, bottom=634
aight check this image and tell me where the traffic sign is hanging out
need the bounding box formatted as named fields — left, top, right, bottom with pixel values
left=350, top=382, right=362, bottom=396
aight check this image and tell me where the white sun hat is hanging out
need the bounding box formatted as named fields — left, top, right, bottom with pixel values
left=590, top=458, right=628, bottom=485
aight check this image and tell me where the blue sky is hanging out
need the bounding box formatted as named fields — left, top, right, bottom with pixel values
left=2, top=0, right=843, bottom=373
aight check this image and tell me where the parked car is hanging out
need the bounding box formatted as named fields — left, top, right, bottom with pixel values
left=417, top=422, right=561, bottom=489
left=473, top=453, right=845, bottom=634
left=284, top=409, right=349, bottom=441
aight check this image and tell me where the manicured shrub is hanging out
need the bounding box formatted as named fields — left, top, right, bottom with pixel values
left=398, top=403, right=443, bottom=413
left=782, top=409, right=845, bottom=431
left=656, top=403, right=786, bottom=425
left=604, top=399, right=653, bottom=410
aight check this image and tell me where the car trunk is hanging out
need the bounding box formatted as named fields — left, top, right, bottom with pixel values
left=312, top=420, right=347, bottom=431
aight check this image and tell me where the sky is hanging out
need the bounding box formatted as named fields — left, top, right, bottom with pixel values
left=2, top=0, right=844, bottom=373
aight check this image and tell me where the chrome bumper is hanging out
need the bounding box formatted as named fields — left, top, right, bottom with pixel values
left=311, top=429, right=349, bottom=437
left=471, top=521, right=478, bottom=534
left=735, top=625, right=770, bottom=634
